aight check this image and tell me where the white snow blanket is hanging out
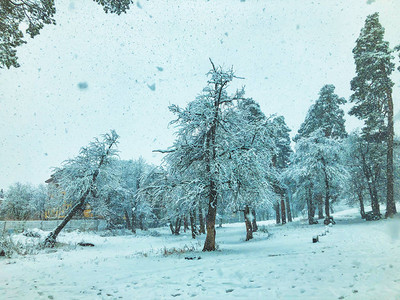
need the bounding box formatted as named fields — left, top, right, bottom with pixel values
left=0, top=208, right=399, bottom=299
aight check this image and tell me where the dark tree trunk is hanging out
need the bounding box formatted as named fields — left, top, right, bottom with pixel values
left=286, top=194, right=293, bottom=222
left=189, top=211, right=197, bottom=239
left=138, top=214, right=144, bottom=230
left=311, top=202, right=316, bottom=219
left=386, top=92, right=396, bottom=217
left=274, top=201, right=281, bottom=224
left=361, top=150, right=380, bottom=216
left=357, top=190, right=366, bottom=219
left=124, top=210, right=132, bottom=230
left=251, top=209, right=258, bottom=232
left=174, top=217, right=181, bottom=235
left=321, top=158, right=331, bottom=223
left=317, top=195, right=324, bottom=219
left=280, top=193, right=286, bottom=224
left=198, top=206, right=205, bottom=234
left=203, top=181, right=218, bottom=251
left=307, top=184, right=315, bottom=225
left=183, top=216, right=189, bottom=232
left=44, top=197, right=86, bottom=247
left=169, top=218, right=182, bottom=235
left=131, top=213, right=136, bottom=234
left=244, top=205, right=253, bottom=241
left=371, top=168, right=381, bottom=216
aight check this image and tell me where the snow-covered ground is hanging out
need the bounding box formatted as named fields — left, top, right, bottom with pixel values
left=1, top=208, right=400, bottom=299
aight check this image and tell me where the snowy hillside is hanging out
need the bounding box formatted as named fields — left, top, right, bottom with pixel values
left=1, top=208, right=399, bottom=299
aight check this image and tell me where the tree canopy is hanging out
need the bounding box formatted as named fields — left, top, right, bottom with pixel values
left=0, top=0, right=134, bottom=69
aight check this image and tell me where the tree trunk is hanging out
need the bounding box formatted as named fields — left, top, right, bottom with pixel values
left=321, top=158, right=331, bottom=223
left=361, top=150, right=380, bottom=216
left=169, top=221, right=175, bottom=234
left=138, top=214, right=144, bottom=230
left=286, top=194, right=293, bottom=222
left=317, top=195, right=324, bottom=219
left=124, top=210, right=132, bottom=230
left=174, top=217, right=181, bottom=235
left=183, top=216, right=189, bottom=232
left=244, top=205, right=253, bottom=241
left=386, top=92, right=396, bottom=217
left=371, top=168, right=381, bottom=216
left=280, top=193, right=286, bottom=224
left=251, top=209, right=258, bottom=232
left=307, top=185, right=315, bottom=225
left=44, top=195, right=86, bottom=247
left=274, top=201, right=281, bottom=224
left=357, top=190, right=366, bottom=219
left=189, top=211, right=197, bottom=239
left=198, top=206, right=205, bottom=234
left=203, top=181, right=218, bottom=251
left=131, top=213, right=136, bottom=234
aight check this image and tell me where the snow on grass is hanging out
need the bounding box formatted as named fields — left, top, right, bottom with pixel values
left=1, top=209, right=400, bottom=299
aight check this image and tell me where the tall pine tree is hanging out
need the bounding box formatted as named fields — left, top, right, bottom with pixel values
left=349, top=12, right=396, bottom=217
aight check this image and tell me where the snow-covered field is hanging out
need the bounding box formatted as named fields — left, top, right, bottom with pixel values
left=1, top=209, right=400, bottom=300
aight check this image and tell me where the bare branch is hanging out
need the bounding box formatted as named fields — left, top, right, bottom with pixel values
left=153, top=149, right=176, bottom=154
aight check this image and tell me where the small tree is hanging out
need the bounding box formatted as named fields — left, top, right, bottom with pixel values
left=30, top=184, right=48, bottom=220
left=44, top=130, right=119, bottom=247
left=0, top=183, right=34, bottom=220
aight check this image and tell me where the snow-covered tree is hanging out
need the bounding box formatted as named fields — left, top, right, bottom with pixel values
left=89, top=158, right=155, bottom=231
left=295, top=84, right=346, bottom=141
left=270, top=115, right=293, bottom=224
left=349, top=12, right=396, bottom=217
left=30, top=184, right=48, bottom=220
left=289, top=85, right=347, bottom=224
left=160, top=61, right=274, bottom=249
left=0, top=183, right=34, bottom=220
left=287, top=130, right=348, bottom=224
left=44, top=130, right=119, bottom=247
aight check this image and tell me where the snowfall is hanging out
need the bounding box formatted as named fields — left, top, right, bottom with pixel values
left=1, top=208, right=399, bottom=300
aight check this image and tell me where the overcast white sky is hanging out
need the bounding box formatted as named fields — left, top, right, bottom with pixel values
left=1, top=0, right=399, bottom=188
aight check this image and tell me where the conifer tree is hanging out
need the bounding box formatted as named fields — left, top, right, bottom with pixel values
left=271, top=116, right=292, bottom=224
left=290, top=85, right=347, bottom=224
left=349, top=12, right=396, bottom=217
left=295, top=84, right=346, bottom=141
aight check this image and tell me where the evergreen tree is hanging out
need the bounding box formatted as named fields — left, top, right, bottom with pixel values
left=271, top=115, right=293, bottom=224
left=349, top=12, right=396, bottom=217
left=290, top=84, right=347, bottom=224
left=295, top=84, right=346, bottom=141
left=287, top=130, right=348, bottom=224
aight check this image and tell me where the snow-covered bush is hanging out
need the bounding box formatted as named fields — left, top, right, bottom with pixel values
left=0, top=233, right=42, bottom=257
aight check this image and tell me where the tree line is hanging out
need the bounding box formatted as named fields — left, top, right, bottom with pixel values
left=0, top=13, right=399, bottom=250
